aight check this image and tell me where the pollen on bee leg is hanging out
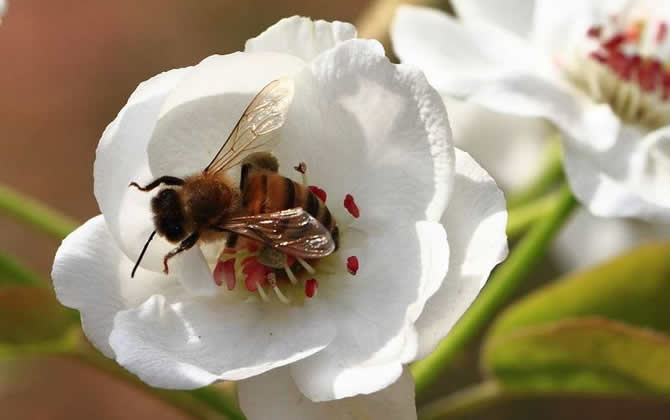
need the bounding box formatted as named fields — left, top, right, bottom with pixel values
left=297, top=257, right=316, bottom=275
left=305, top=278, right=318, bottom=298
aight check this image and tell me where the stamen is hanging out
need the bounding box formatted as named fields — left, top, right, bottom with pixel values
left=267, top=273, right=291, bottom=304
left=305, top=278, right=318, bottom=298
left=309, top=186, right=327, bottom=202
left=256, top=282, right=269, bottom=302
left=294, top=162, right=308, bottom=184
left=587, top=25, right=602, bottom=38
left=284, top=262, right=298, bottom=285
left=243, top=257, right=269, bottom=292
left=344, top=194, right=360, bottom=218
left=571, top=14, right=670, bottom=130
left=297, top=257, right=316, bottom=275
left=346, top=256, right=359, bottom=275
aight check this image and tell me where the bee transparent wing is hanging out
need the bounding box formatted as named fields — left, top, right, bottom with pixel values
left=204, top=77, right=295, bottom=174
left=220, top=208, right=335, bottom=258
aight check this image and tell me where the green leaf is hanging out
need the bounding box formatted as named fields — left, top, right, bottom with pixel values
left=483, top=318, right=670, bottom=396
left=489, top=242, right=670, bottom=338
left=482, top=243, right=670, bottom=396
left=0, top=286, right=77, bottom=356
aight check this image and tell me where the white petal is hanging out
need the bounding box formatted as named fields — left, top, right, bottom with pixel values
left=109, top=291, right=336, bottom=389
left=451, top=0, right=536, bottom=38
left=244, top=16, right=357, bottom=62
left=531, top=0, right=628, bottom=55
left=563, top=125, right=670, bottom=222
left=94, top=67, right=192, bottom=272
left=51, top=216, right=176, bottom=357
left=465, top=73, right=620, bottom=150
left=239, top=367, right=416, bottom=420
left=415, top=149, right=508, bottom=359
left=147, top=52, right=305, bottom=179
left=391, top=6, right=543, bottom=98
left=276, top=38, right=453, bottom=224
left=444, top=96, right=550, bottom=191
left=290, top=221, right=443, bottom=401
left=553, top=209, right=670, bottom=270
left=273, top=39, right=450, bottom=401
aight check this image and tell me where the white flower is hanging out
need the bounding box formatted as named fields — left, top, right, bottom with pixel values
left=437, top=98, right=670, bottom=271
left=52, top=16, right=508, bottom=419
left=393, top=0, right=670, bottom=223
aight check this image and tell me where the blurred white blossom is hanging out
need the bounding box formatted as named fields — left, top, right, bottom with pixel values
left=393, top=0, right=670, bottom=223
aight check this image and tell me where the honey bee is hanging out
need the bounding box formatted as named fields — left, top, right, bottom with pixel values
left=129, top=78, right=338, bottom=277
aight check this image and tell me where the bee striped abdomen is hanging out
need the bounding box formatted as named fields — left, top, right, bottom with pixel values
left=243, top=172, right=339, bottom=248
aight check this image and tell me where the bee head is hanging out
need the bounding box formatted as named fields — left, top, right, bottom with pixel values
left=151, top=188, right=187, bottom=242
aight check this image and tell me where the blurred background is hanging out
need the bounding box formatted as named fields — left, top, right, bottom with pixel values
left=1, top=1, right=669, bottom=419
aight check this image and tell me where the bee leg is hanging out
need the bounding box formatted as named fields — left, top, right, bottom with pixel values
left=163, top=231, right=200, bottom=274
left=257, top=246, right=287, bottom=269
left=129, top=176, right=184, bottom=192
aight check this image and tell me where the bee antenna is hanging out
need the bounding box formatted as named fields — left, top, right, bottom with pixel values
left=131, top=230, right=157, bottom=278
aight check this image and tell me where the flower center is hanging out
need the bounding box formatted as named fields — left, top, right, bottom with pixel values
left=211, top=162, right=361, bottom=305
left=566, top=14, right=670, bottom=130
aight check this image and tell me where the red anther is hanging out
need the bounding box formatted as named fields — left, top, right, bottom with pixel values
left=587, top=25, right=602, bottom=38
left=309, top=186, right=327, bottom=202
left=638, top=60, right=662, bottom=92
left=223, top=259, right=236, bottom=290
left=346, top=256, right=359, bottom=275
left=242, top=258, right=270, bottom=292
left=305, top=278, right=318, bottom=298
left=213, top=260, right=225, bottom=286
left=286, top=256, right=296, bottom=266
left=294, top=162, right=307, bottom=174
left=213, top=259, right=237, bottom=289
left=607, top=50, right=629, bottom=77
left=657, top=22, right=668, bottom=43
left=662, top=71, right=670, bottom=99
left=607, top=51, right=640, bottom=80
left=603, top=34, right=626, bottom=51
left=344, top=194, right=360, bottom=218
left=222, top=248, right=236, bottom=255
left=589, top=51, right=607, bottom=64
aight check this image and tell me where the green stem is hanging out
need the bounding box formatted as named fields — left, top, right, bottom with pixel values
left=506, top=191, right=563, bottom=240
left=412, top=184, right=577, bottom=395
left=0, top=252, right=46, bottom=286
left=506, top=135, right=564, bottom=209
left=419, top=381, right=501, bottom=420
left=0, top=184, right=78, bottom=240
